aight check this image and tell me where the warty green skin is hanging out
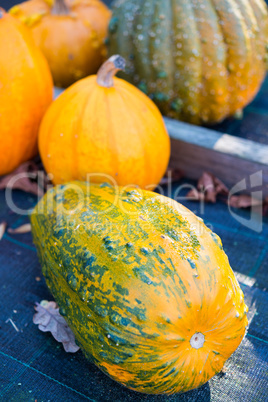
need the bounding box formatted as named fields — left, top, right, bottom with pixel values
left=31, top=182, right=248, bottom=394
left=108, top=0, right=268, bottom=124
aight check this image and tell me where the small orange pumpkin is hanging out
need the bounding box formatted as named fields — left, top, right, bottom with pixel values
left=10, top=0, right=111, bottom=88
left=0, top=9, right=53, bottom=176
left=38, top=55, right=171, bottom=189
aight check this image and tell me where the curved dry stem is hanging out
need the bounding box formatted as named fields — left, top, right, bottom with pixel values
left=97, top=55, right=126, bottom=88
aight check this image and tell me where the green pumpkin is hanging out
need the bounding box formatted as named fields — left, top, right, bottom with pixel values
left=108, top=0, right=268, bottom=124
left=31, top=182, right=248, bottom=394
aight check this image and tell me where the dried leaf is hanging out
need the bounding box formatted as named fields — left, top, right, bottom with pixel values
left=186, top=172, right=228, bottom=203
left=228, top=195, right=262, bottom=209
left=160, top=169, right=183, bottom=185
left=33, top=301, right=80, bottom=353
left=0, top=222, right=7, bottom=241
left=185, top=172, right=268, bottom=215
left=213, top=176, right=229, bottom=197
left=8, top=223, right=32, bottom=234
left=186, top=188, right=205, bottom=201
left=0, top=161, right=43, bottom=196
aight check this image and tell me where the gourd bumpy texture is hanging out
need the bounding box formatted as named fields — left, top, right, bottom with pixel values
left=31, top=182, right=248, bottom=394
left=108, top=0, right=268, bottom=124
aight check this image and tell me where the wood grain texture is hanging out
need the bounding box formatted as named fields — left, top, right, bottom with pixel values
left=165, top=117, right=268, bottom=196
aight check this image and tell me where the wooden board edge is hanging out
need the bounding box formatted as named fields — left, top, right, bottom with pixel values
left=164, top=117, right=268, bottom=166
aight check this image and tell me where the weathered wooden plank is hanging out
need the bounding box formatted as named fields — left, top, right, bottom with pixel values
left=164, top=117, right=268, bottom=196
left=164, top=117, right=268, bottom=164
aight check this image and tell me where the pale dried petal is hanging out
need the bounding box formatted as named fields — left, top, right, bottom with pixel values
left=33, top=301, right=80, bottom=353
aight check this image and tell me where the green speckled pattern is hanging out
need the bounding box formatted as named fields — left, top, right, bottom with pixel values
left=31, top=182, right=248, bottom=394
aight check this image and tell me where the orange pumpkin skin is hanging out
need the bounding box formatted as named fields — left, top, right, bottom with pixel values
left=0, top=10, right=53, bottom=176
left=38, top=56, right=171, bottom=189
left=10, top=0, right=111, bottom=88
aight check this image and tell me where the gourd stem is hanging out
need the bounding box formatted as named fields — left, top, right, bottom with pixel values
left=97, top=55, right=126, bottom=88
left=51, top=0, right=70, bottom=16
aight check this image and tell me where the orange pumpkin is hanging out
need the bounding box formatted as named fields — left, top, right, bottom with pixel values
left=0, top=9, right=53, bottom=176
left=10, top=0, right=111, bottom=88
left=38, top=55, right=171, bottom=189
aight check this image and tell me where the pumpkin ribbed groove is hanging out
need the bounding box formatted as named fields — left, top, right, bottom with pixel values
left=116, top=86, right=150, bottom=186
left=41, top=88, right=81, bottom=181
left=105, top=88, right=120, bottom=181
left=39, top=57, right=170, bottom=188
left=193, top=0, right=229, bottom=122
left=212, top=0, right=253, bottom=113
left=173, top=1, right=202, bottom=123
left=150, top=0, right=174, bottom=111
left=72, top=89, right=92, bottom=180
left=211, top=6, right=231, bottom=116
left=10, top=0, right=111, bottom=87
left=108, top=0, right=268, bottom=124
left=135, top=1, right=152, bottom=87
left=12, top=24, right=45, bottom=159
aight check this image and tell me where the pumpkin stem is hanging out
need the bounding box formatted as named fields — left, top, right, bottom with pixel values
left=51, top=0, right=70, bottom=16
left=97, top=55, right=126, bottom=88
